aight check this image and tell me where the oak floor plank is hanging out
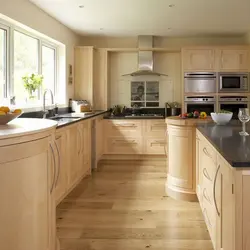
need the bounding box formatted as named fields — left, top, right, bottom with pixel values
left=57, top=160, right=211, bottom=250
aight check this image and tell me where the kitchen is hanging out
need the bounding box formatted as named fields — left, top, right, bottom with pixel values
left=1, top=1, right=250, bottom=250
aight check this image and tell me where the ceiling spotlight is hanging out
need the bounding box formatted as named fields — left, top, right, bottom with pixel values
left=79, top=5, right=84, bottom=8
left=169, top=4, right=175, bottom=7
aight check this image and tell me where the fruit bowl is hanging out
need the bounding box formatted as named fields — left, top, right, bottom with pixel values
left=211, top=112, right=233, bottom=125
left=0, top=112, right=22, bottom=125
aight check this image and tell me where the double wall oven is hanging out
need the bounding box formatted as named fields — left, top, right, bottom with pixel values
left=219, top=96, right=249, bottom=119
left=184, top=96, right=216, bottom=114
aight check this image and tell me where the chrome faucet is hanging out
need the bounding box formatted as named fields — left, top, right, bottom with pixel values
left=43, top=89, right=54, bottom=118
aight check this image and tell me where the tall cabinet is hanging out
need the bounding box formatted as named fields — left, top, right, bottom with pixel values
left=74, top=46, right=108, bottom=110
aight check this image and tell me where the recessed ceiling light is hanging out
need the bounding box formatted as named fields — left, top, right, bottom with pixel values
left=100, top=28, right=104, bottom=31
left=79, top=5, right=84, bottom=8
left=168, top=28, right=172, bottom=30
left=169, top=4, right=175, bottom=7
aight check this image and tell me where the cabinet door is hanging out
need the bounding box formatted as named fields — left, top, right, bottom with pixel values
left=215, top=155, right=234, bottom=250
left=67, top=125, right=80, bottom=186
left=182, top=49, right=215, bottom=71
left=219, top=49, right=249, bottom=71
left=81, top=120, right=91, bottom=176
left=0, top=140, right=50, bottom=250
left=167, top=125, right=193, bottom=190
left=54, top=130, right=68, bottom=204
left=96, top=117, right=103, bottom=161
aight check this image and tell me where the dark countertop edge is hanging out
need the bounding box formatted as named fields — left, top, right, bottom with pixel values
left=196, top=126, right=250, bottom=168
left=56, top=111, right=108, bottom=128
left=103, top=116, right=165, bottom=120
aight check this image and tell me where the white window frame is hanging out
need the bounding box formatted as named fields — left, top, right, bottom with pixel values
left=0, top=23, right=10, bottom=99
left=0, top=18, right=59, bottom=106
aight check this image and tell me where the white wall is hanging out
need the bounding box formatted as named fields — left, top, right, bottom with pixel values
left=108, top=52, right=181, bottom=108
left=0, top=0, right=81, bottom=101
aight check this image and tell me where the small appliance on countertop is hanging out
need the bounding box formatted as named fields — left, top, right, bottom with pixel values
left=70, top=99, right=92, bottom=112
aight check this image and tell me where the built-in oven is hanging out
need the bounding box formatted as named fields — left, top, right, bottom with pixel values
left=184, top=96, right=216, bottom=114
left=218, top=73, right=249, bottom=92
left=184, top=72, right=216, bottom=93
left=219, top=96, right=248, bottom=119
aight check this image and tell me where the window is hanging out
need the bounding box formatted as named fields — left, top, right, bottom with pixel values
left=131, top=81, right=159, bottom=107
left=14, top=31, right=39, bottom=103
left=42, top=45, right=56, bottom=94
left=0, top=18, right=60, bottom=107
left=0, top=27, right=7, bottom=103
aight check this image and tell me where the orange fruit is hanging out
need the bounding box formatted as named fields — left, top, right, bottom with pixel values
left=13, top=109, right=22, bottom=114
left=0, top=106, right=10, bottom=114
left=0, top=111, right=6, bottom=116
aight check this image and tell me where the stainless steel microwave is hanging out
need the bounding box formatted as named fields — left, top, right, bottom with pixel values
left=219, top=73, right=249, bottom=92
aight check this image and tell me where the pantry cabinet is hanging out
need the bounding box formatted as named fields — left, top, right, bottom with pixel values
left=218, top=49, right=249, bottom=72
left=75, top=46, right=108, bottom=110
left=182, top=49, right=216, bottom=71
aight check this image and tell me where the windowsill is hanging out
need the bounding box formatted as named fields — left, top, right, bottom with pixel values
left=11, top=103, right=68, bottom=113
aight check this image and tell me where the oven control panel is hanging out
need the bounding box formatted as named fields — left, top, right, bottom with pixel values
left=184, top=96, right=215, bottom=102
left=219, top=96, right=248, bottom=102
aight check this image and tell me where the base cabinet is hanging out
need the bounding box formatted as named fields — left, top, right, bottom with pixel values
left=103, top=119, right=166, bottom=155
left=55, top=119, right=92, bottom=205
left=0, top=131, right=56, bottom=250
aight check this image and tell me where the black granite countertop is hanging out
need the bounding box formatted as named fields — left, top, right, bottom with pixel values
left=197, top=121, right=250, bottom=167
left=55, top=110, right=107, bottom=128
left=103, top=115, right=165, bottom=120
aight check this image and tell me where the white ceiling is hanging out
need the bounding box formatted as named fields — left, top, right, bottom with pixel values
left=29, top=0, right=250, bottom=37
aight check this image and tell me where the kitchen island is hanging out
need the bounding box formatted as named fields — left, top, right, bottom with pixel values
left=166, top=117, right=250, bottom=250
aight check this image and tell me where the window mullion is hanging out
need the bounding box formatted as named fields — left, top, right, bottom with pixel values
left=9, top=25, right=14, bottom=99
left=38, top=39, right=42, bottom=100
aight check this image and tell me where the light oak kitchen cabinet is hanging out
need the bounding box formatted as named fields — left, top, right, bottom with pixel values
left=218, top=49, right=249, bottom=72
left=182, top=48, right=216, bottom=71
left=103, top=119, right=166, bottom=155
left=75, top=46, right=108, bottom=110
left=55, top=119, right=91, bottom=205
left=196, top=129, right=250, bottom=250
left=0, top=119, right=58, bottom=250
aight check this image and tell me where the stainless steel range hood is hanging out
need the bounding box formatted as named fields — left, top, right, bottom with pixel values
left=122, top=35, right=167, bottom=77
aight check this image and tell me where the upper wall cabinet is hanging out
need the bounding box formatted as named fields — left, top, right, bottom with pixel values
left=218, top=49, right=249, bottom=72
left=182, top=49, right=215, bottom=72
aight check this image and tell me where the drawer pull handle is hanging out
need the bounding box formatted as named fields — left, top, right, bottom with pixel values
left=213, top=164, right=221, bottom=217
left=113, top=140, right=137, bottom=144
left=203, top=188, right=212, bottom=204
left=114, top=124, right=137, bottom=127
left=203, top=208, right=212, bottom=227
left=203, top=147, right=212, bottom=159
left=203, top=168, right=212, bottom=181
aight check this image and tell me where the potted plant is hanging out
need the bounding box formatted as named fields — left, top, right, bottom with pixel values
left=22, top=73, right=43, bottom=100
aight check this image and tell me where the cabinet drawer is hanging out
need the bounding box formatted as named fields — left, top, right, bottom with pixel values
left=104, top=120, right=142, bottom=137
left=144, top=120, right=166, bottom=137
left=104, top=137, right=142, bottom=154
left=144, top=138, right=166, bottom=155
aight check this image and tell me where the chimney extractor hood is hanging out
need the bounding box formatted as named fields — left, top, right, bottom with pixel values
left=122, top=35, right=168, bottom=77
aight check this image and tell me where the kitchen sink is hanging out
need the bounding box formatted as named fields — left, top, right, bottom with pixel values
left=48, top=117, right=81, bottom=122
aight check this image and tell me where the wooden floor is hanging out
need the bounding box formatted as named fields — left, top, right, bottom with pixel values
left=57, top=160, right=213, bottom=250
